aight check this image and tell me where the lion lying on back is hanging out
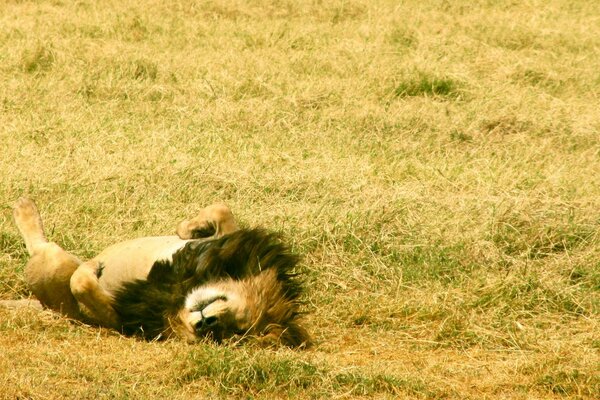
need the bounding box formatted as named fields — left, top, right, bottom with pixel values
left=7, top=198, right=309, bottom=348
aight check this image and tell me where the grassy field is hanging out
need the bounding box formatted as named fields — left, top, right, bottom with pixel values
left=1, top=0, right=599, bottom=398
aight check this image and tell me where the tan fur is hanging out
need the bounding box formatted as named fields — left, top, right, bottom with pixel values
left=10, top=197, right=238, bottom=332
left=176, top=203, right=238, bottom=239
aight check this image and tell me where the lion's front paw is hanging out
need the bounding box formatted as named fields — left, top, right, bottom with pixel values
left=176, top=219, right=215, bottom=239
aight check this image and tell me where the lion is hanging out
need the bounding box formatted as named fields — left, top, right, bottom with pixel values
left=5, top=198, right=310, bottom=348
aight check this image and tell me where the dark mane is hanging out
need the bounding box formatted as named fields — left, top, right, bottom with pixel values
left=112, top=228, right=303, bottom=340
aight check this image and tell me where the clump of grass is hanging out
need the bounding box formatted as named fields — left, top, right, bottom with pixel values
left=20, top=43, right=55, bottom=73
left=536, top=369, right=600, bottom=397
left=0, top=232, right=32, bottom=297
left=393, top=72, right=461, bottom=98
left=480, top=116, right=532, bottom=136
left=118, top=15, right=150, bottom=41
left=333, top=371, right=433, bottom=398
left=481, top=26, right=537, bottom=51
left=130, top=59, right=158, bottom=81
left=388, top=243, right=477, bottom=285
left=387, top=27, right=418, bottom=49
left=449, top=130, right=473, bottom=143
left=183, top=348, right=322, bottom=395
left=232, top=78, right=273, bottom=100
left=568, top=263, right=600, bottom=290
left=490, top=206, right=597, bottom=260
left=0, top=232, right=27, bottom=260
left=329, top=2, right=366, bottom=24
left=433, top=317, right=480, bottom=348
left=510, top=67, right=572, bottom=96
left=76, top=58, right=160, bottom=101
left=471, top=275, right=591, bottom=317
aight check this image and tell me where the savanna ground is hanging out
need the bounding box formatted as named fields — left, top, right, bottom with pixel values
left=0, top=0, right=599, bottom=398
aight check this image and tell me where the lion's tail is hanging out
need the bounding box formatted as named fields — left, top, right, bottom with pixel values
left=13, top=197, right=48, bottom=255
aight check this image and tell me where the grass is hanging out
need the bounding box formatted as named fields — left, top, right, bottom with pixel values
left=1, top=0, right=599, bottom=398
left=392, top=72, right=461, bottom=99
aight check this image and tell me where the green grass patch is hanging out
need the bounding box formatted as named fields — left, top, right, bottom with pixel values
left=390, top=244, right=478, bottom=285
left=433, top=316, right=481, bottom=348
left=471, top=275, right=593, bottom=317
left=182, top=346, right=436, bottom=398
left=20, top=43, right=55, bottom=73
left=393, top=72, right=462, bottom=99
left=0, top=231, right=27, bottom=260
left=387, top=27, right=418, bottom=50
left=568, top=263, right=600, bottom=291
left=490, top=206, right=597, bottom=260
left=536, top=369, right=600, bottom=397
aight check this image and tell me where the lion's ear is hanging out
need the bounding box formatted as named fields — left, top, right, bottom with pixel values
left=259, top=323, right=311, bottom=349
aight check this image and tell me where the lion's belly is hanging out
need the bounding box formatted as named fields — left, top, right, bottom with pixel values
left=93, top=236, right=192, bottom=294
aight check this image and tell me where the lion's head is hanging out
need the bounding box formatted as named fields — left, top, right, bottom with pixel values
left=112, top=229, right=310, bottom=348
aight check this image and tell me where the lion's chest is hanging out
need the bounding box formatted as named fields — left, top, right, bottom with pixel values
left=93, top=236, right=192, bottom=294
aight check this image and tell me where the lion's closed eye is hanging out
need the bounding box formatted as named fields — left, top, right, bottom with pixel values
left=189, top=294, right=228, bottom=312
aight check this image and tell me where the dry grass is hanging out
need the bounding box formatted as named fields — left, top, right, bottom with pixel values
left=1, top=0, right=599, bottom=398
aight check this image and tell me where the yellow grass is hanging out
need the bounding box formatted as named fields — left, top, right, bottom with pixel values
left=1, top=0, right=599, bottom=398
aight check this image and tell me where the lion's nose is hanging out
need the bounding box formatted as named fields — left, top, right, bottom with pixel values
left=203, top=315, right=218, bottom=327
left=195, top=315, right=218, bottom=332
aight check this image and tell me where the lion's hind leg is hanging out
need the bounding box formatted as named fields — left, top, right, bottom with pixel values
left=13, top=197, right=47, bottom=255
left=176, top=204, right=238, bottom=239
left=13, top=198, right=83, bottom=319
